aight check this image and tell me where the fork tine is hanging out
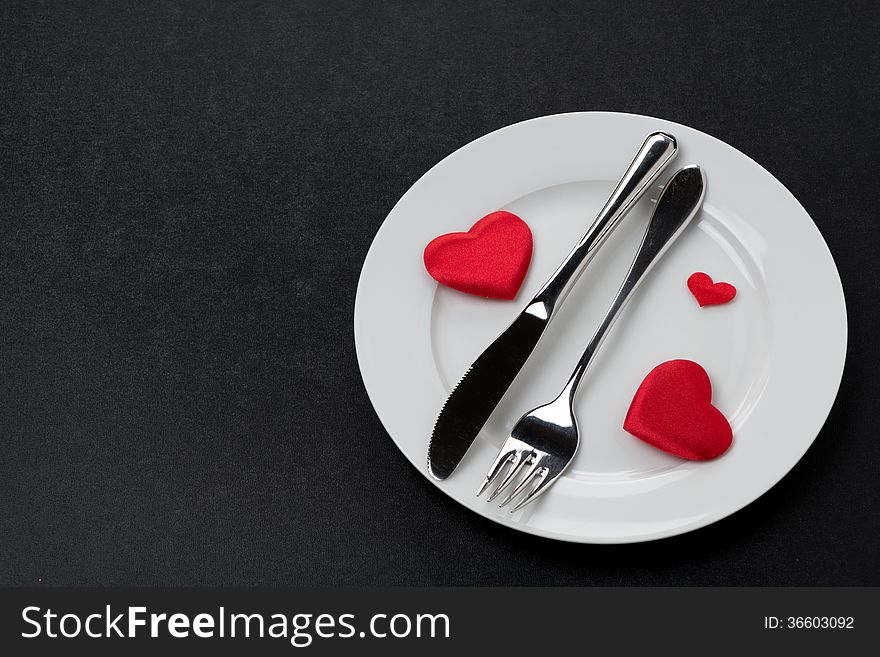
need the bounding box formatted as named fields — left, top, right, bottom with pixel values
left=510, top=468, right=555, bottom=512
left=487, top=452, right=530, bottom=502
left=498, top=464, right=545, bottom=508
left=476, top=448, right=516, bottom=497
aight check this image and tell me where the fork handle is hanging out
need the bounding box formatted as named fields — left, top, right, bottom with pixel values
left=562, top=165, right=706, bottom=401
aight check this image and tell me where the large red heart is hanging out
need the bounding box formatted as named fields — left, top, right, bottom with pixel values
left=423, top=211, right=532, bottom=300
left=623, top=359, right=733, bottom=460
left=687, top=272, right=736, bottom=307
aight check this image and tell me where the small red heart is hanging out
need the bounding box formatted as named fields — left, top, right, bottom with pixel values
left=623, top=359, right=733, bottom=460
left=424, top=211, right=532, bottom=300
left=687, top=272, right=736, bottom=307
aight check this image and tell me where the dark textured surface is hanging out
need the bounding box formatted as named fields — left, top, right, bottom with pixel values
left=1, top=0, right=878, bottom=586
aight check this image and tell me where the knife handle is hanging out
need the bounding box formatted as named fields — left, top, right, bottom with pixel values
left=530, top=131, right=677, bottom=319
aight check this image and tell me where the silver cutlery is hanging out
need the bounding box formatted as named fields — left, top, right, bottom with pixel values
left=428, top=132, right=678, bottom=480
left=477, top=165, right=706, bottom=511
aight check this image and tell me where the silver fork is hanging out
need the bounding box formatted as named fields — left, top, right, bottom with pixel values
left=477, top=165, right=706, bottom=512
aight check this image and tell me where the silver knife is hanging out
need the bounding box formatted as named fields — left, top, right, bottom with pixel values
left=427, top=131, right=678, bottom=480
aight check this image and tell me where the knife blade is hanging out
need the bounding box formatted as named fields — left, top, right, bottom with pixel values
left=427, top=131, right=678, bottom=480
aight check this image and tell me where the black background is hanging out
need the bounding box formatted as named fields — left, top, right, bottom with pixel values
left=1, top=0, right=878, bottom=586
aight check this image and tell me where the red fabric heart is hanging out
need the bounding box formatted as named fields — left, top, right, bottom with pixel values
left=687, top=272, right=736, bottom=307
left=424, top=211, right=532, bottom=300
left=623, top=359, right=733, bottom=460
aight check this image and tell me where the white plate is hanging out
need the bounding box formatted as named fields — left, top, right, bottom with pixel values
left=354, top=112, right=846, bottom=543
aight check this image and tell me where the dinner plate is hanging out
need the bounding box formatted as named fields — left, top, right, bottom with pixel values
left=354, top=112, right=846, bottom=543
